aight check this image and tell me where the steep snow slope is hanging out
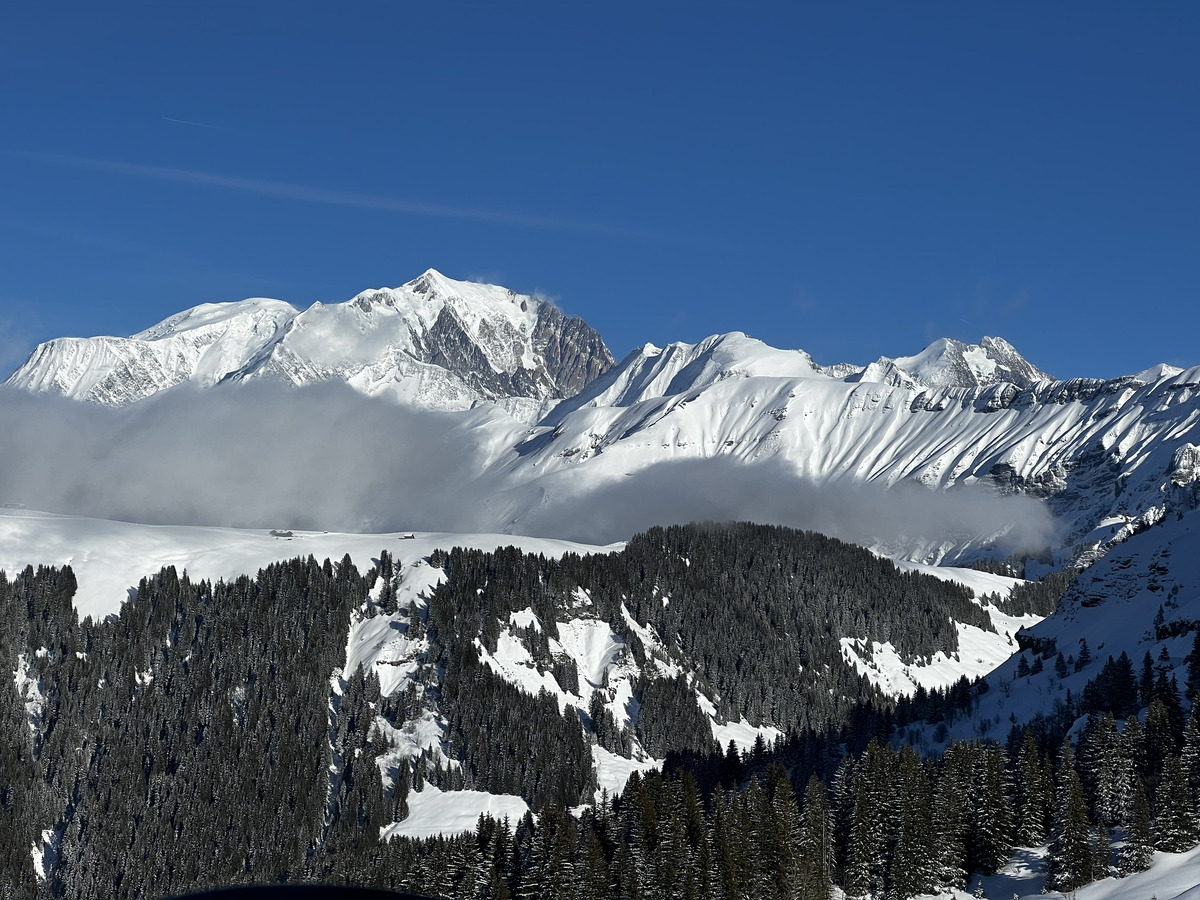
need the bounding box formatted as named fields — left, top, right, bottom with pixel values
left=4, top=270, right=614, bottom=421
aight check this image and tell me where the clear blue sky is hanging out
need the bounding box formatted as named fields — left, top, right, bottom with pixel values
left=1, top=1, right=1196, bottom=379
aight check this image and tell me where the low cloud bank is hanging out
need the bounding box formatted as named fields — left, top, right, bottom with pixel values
left=0, top=383, right=492, bottom=533
left=508, top=457, right=1058, bottom=557
left=0, top=386, right=1057, bottom=558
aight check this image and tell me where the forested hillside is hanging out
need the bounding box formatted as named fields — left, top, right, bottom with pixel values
left=2, top=523, right=1196, bottom=898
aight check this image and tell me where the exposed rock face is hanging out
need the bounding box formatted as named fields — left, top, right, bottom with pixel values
left=532, top=303, right=614, bottom=398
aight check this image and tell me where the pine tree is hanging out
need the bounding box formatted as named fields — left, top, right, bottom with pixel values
left=1120, top=778, right=1154, bottom=875
left=1140, top=651, right=1156, bottom=707
left=889, top=746, right=935, bottom=899
left=1083, top=714, right=1124, bottom=827
left=1093, top=821, right=1112, bottom=880
left=976, top=743, right=1014, bottom=874
left=1186, top=632, right=1200, bottom=699
left=797, top=775, right=834, bottom=900
left=1055, top=652, right=1069, bottom=680
left=764, top=762, right=802, bottom=900
left=1047, top=738, right=1093, bottom=892
left=844, top=743, right=891, bottom=899
left=931, top=753, right=969, bottom=890
left=1182, top=706, right=1200, bottom=819
left=1014, top=731, right=1051, bottom=845
left=1154, top=755, right=1199, bottom=852
left=1077, top=638, right=1092, bottom=671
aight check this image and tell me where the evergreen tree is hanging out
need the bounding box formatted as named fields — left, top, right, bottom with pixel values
left=1140, top=651, right=1156, bottom=707
left=1014, top=731, right=1051, bottom=845
left=1047, top=738, right=1093, bottom=892
left=1182, top=706, right=1200, bottom=820
left=1120, top=778, right=1154, bottom=875
left=797, top=775, right=834, bottom=900
left=889, top=746, right=935, bottom=899
left=930, top=752, right=969, bottom=890
left=1054, top=652, right=1069, bottom=680
left=1154, top=755, right=1199, bottom=852
left=1093, top=822, right=1112, bottom=880
left=1186, top=632, right=1200, bottom=699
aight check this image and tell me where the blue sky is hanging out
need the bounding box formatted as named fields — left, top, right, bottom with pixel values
left=1, top=1, right=1196, bottom=379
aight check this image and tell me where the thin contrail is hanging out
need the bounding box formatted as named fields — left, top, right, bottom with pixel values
left=161, top=116, right=220, bottom=129
left=12, top=151, right=667, bottom=242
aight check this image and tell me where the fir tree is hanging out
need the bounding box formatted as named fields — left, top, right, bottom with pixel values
left=797, top=775, right=834, bottom=900
left=1047, top=738, right=1093, bottom=892
left=1186, top=631, right=1200, bottom=699
left=1120, top=778, right=1154, bottom=875
left=1154, top=755, right=1199, bottom=852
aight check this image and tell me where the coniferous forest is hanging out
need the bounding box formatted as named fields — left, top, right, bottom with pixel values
left=1, top=523, right=1198, bottom=899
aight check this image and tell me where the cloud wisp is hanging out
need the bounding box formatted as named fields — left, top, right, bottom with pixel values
left=12, top=151, right=664, bottom=242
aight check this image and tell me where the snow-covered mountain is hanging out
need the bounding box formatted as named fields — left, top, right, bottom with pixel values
left=4, top=269, right=615, bottom=420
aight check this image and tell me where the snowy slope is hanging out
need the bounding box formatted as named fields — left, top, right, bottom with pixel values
left=837, top=562, right=1040, bottom=696
left=916, top=843, right=1200, bottom=900
left=6, top=298, right=297, bottom=405
left=910, top=504, right=1200, bottom=750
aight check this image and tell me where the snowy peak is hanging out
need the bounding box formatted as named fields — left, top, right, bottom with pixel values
left=5, top=272, right=615, bottom=418
left=542, top=332, right=1049, bottom=425
left=543, top=332, right=824, bottom=424
left=854, top=336, right=1051, bottom=391
left=5, top=298, right=299, bottom=405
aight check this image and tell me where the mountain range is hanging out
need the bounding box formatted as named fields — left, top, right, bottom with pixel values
left=7, top=269, right=1196, bottom=570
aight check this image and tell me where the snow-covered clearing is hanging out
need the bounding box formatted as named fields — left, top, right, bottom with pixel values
left=839, top=563, right=1041, bottom=697
left=379, top=784, right=529, bottom=840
